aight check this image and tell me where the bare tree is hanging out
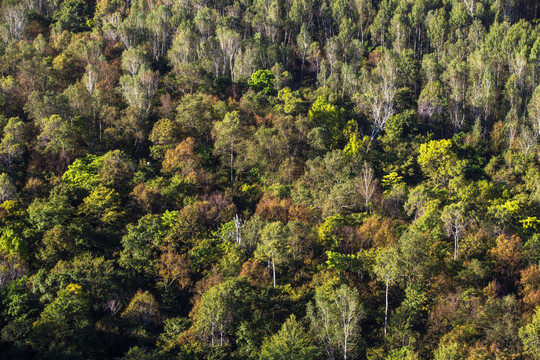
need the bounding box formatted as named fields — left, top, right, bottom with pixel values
left=2, top=3, right=28, bottom=43
left=308, top=284, right=363, bottom=360
left=0, top=252, right=27, bottom=288
left=216, top=27, right=241, bottom=81
left=360, top=53, right=397, bottom=147
left=517, top=126, right=538, bottom=156
left=358, top=162, right=377, bottom=210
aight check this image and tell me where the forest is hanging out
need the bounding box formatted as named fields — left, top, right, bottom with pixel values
left=0, top=0, right=539, bottom=359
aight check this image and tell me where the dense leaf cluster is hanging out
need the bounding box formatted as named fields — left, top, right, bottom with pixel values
left=0, top=0, right=539, bottom=359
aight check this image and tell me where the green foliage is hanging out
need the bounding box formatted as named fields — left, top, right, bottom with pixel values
left=259, top=314, right=319, bottom=360
left=53, top=0, right=91, bottom=33
left=193, top=277, right=252, bottom=346
left=62, top=154, right=104, bottom=190
left=519, top=306, right=540, bottom=359
left=418, top=139, right=465, bottom=187
left=0, top=173, right=17, bottom=203
left=0, top=117, right=25, bottom=165
left=0, top=2, right=538, bottom=359
left=307, top=284, right=364, bottom=360
left=248, top=70, right=275, bottom=95
left=122, top=290, right=160, bottom=328
left=308, top=96, right=345, bottom=150
left=39, top=284, right=90, bottom=325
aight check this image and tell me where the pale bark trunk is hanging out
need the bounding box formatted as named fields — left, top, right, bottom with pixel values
left=384, top=278, right=389, bottom=335
left=272, top=257, right=276, bottom=288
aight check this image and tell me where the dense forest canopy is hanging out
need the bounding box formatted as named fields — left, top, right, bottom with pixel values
left=0, top=0, right=539, bottom=359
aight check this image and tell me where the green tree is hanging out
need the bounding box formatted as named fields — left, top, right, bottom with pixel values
left=122, top=290, right=160, bottom=328
left=441, top=202, right=470, bottom=261
left=40, top=284, right=90, bottom=324
left=31, top=283, right=101, bottom=359
left=255, top=221, right=291, bottom=288
left=259, top=314, right=319, bottom=360
left=77, top=186, right=124, bottom=231
left=358, top=52, right=398, bottom=146
left=37, top=114, right=78, bottom=159
left=145, top=5, right=173, bottom=62
left=418, top=139, right=464, bottom=187
left=374, top=247, right=401, bottom=335
left=0, top=117, right=25, bottom=165
left=308, top=96, right=345, bottom=150
left=296, top=24, right=312, bottom=78
left=193, top=278, right=251, bottom=346
left=98, top=150, right=135, bottom=192
left=519, top=306, right=540, bottom=359
left=248, top=69, right=275, bottom=95
left=53, top=0, right=91, bottom=33
left=213, top=111, right=246, bottom=183
left=216, top=27, right=241, bottom=80
left=1, top=3, right=28, bottom=42
left=307, top=284, right=363, bottom=360
left=0, top=173, right=16, bottom=203
left=119, top=214, right=165, bottom=278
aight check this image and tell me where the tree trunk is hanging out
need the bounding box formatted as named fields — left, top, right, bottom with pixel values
left=272, top=256, right=276, bottom=288
left=384, top=278, right=389, bottom=335
left=229, top=139, right=234, bottom=183
left=454, top=233, right=458, bottom=261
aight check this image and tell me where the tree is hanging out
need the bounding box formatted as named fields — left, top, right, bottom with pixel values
left=260, top=314, right=319, bottom=360
left=527, top=85, right=540, bottom=136
left=370, top=0, right=391, bottom=47
left=193, top=278, right=251, bottom=346
left=119, top=214, right=164, bottom=278
left=296, top=24, right=312, bottom=78
left=426, top=8, right=447, bottom=59
left=53, top=0, right=90, bottom=33
left=519, top=306, right=540, bottom=359
left=255, top=221, right=291, bottom=288
left=295, top=150, right=364, bottom=217
left=418, top=139, right=464, bottom=187
left=149, top=118, right=181, bottom=159
left=212, top=111, right=245, bottom=183
left=119, top=67, right=159, bottom=117
left=442, top=60, right=468, bottom=132
left=398, top=228, right=435, bottom=284
left=441, top=202, right=470, bottom=261
left=308, top=96, right=345, bottom=150
left=352, top=0, right=375, bottom=45
left=359, top=52, right=398, bottom=145
left=216, top=27, right=240, bottom=80
left=418, top=81, right=446, bottom=126
left=157, top=246, right=191, bottom=291
left=161, top=137, right=202, bottom=177
left=248, top=69, right=275, bottom=95
left=122, top=290, right=160, bottom=328
left=1, top=3, right=28, bottom=43
left=30, top=283, right=95, bottom=359
left=0, top=251, right=26, bottom=288
left=38, top=283, right=88, bottom=319
left=98, top=150, right=135, bottom=192
left=0, top=173, right=17, bottom=203
left=37, top=114, right=78, bottom=159
left=77, top=186, right=124, bottom=230
left=121, top=46, right=149, bottom=77
left=358, top=162, right=378, bottom=210
left=175, top=93, right=218, bottom=141
left=145, top=5, right=173, bottom=62
left=307, top=284, right=363, bottom=360
left=374, top=247, right=401, bottom=335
